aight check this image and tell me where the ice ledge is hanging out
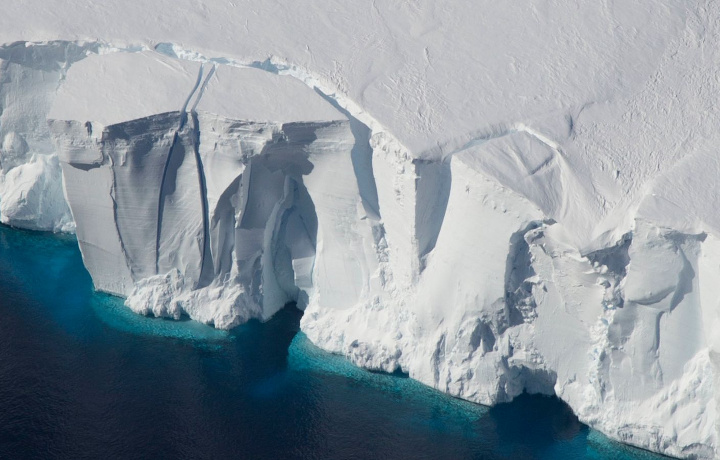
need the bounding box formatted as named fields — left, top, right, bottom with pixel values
left=0, top=39, right=718, bottom=459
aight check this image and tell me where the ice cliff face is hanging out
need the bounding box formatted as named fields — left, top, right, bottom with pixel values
left=0, top=42, right=97, bottom=232
left=2, top=2, right=720, bottom=457
left=49, top=51, right=378, bottom=329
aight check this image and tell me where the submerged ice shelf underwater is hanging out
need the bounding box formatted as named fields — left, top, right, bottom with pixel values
left=1, top=3, right=720, bottom=455
left=0, top=224, right=672, bottom=460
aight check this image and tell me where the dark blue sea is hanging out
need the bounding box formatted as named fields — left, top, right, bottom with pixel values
left=0, top=225, right=668, bottom=460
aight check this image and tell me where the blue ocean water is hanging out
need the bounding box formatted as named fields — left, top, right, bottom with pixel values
left=0, top=225, right=669, bottom=460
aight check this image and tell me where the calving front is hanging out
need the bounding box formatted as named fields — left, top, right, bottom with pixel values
left=0, top=34, right=716, bottom=459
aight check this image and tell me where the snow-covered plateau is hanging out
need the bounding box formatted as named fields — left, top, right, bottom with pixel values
left=2, top=1, right=720, bottom=457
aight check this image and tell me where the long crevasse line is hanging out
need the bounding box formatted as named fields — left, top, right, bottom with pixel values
left=189, top=66, right=217, bottom=288
left=179, top=63, right=206, bottom=129
left=155, top=63, right=206, bottom=274
left=191, top=64, right=216, bottom=113
left=190, top=111, right=213, bottom=288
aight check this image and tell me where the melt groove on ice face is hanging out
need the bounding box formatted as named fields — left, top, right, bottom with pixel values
left=0, top=33, right=718, bottom=460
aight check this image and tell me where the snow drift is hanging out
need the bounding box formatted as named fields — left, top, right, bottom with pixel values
left=1, top=1, right=720, bottom=457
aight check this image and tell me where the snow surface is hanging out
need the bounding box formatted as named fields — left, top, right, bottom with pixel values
left=1, top=1, right=720, bottom=457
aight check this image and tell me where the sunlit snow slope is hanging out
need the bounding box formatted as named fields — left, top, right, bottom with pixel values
left=0, top=1, right=719, bottom=458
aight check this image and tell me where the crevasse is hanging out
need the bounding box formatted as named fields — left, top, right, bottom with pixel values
left=0, top=40, right=717, bottom=460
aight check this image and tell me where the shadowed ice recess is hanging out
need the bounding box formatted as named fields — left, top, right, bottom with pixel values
left=0, top=38, right=713, bottom=458
left=0, top=225, right=667, bottom=459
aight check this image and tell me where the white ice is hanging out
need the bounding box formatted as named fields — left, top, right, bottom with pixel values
left=0, top=1, right=719, bottom=457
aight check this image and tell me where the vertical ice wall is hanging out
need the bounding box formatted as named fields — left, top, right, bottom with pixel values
left=49, top=51, right=389, bottom=329
left=0, top=41, right=99, bottom=231
left=0, top=38, right=717, bottom=459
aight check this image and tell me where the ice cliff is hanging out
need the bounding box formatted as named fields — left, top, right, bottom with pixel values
left=2, top=0, right=720, bottom=457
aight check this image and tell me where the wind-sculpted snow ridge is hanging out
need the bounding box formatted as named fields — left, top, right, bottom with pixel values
left=2, top=3, right=720, bottom=455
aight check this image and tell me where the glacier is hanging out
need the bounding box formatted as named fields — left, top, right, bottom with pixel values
left=1, top=0, right=720, bottom=457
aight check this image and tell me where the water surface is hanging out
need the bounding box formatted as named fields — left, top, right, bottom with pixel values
left=0, top=226, right=668, bottom=459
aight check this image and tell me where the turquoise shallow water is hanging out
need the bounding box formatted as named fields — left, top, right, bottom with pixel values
left=0, top=225, right=669, bottom=459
